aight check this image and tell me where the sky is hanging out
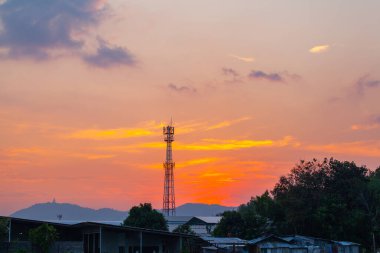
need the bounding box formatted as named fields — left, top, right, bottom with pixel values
left=0, top=0, right=380, bottom=215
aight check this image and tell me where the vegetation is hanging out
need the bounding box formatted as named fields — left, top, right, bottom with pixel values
left=0, top=217, right=9, bottom=241
left=213, top=158, right=380, bottom=251
left=29, top=223, right=58, bottom=253
left=123, top=203, right=168, bottom=231
left=173, top=224, right=195, bottom=235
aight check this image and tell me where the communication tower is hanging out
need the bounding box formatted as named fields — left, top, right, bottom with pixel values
left=163, top=121, right=176, bottom=216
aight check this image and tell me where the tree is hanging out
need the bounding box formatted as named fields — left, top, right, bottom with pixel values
left=239, top=191, right=277, bottom=239
left=213, top=211, right=244, bottom=238
left=173, top=225, right=196, bottom=253
left=173, top=224, right=195, bottom=235
left=29, top=223, right=58, bottom=253
left=272, top=158, right=372, bottom=248
left=0, top=217, right=9, bottom=242
left=123, top=203, right=168, bottom=231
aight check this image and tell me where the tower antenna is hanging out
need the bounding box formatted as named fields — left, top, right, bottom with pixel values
left=163, top=120, right=176, bottom=216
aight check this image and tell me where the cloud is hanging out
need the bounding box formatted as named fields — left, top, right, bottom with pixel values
left=141, top=157, right=219, bottom=170
left=248, top=70, right=284, bottom=82
left=222, top=68, right=239, bottom=77
left=309, top=44, right=330, bottom=54
left=306, top=140, right=380, bottom=157
left=64, top=127, right=155, bottom=140
left=168, top=83, right=197, bottom=94
left=351, top=115, right=380, bottom=131
left=222, top=67, right=243, bottom=83
left=206, top=116, right=251, bottom=131
left=356, top=75, right=380, bottom=94
left=0, top=0, right=136, bottom=67
left=229, top=54, right=254, bottom=63
left=83, top=39, right=136, bottom=68
left=0, top=0, right=103, bottom=59
left=100, top=135, right=300, bottom=152
left=70, top=153, right=115, bottom=160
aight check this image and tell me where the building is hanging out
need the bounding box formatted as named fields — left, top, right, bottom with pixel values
left=200, top=237, right=248, bottom=253
left=183, top=217, right=222, bottom=236
left=247, top=235, right=308, bottom=253
left=0, top=216, right=197, bottom=253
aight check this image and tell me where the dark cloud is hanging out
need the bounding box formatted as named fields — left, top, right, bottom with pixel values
left=248, top=70, right=284, bottom=82
left=0, top=0, right=102, bottom=59
left=83, top=40, right=135, bottom=68
left=0, top=0, right=136, bottom=68
left=356, top=75, right=380, bottom=94
left=222, top=67, right=243, bottom=84
left=222, top=67, right=239, bottom=77
left=168, top=83, right=197, bottom=94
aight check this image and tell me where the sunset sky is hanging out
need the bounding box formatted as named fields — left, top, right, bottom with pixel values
left=1, top=0, right=380, bottom=215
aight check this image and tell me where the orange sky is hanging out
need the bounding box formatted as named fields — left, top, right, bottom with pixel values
left=0, top=0, right=380, bottom=215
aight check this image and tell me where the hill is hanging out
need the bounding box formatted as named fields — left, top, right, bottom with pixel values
left=175, top=203, right=235, bottom=216
left=11, top=202, right=128, bottom=221
left=11, top=202, right=235, bottom=221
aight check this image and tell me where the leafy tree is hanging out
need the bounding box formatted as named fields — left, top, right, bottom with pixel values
left=173, top=224, right=195, bottom=235
left=123, top=203, right=168, bottom=231
left=29, top=223, right=58, bottom=253
left=213, top=211, right=244, bottom=238
left=272, top=158, right=373, bottom=248
left=239, top=191, right=277, bottom=238
left=173, top=224, right=196, bottom=253
left=0, top=217, right=9, bottom=241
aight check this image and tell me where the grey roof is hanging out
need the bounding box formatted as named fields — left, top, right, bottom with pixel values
left=201, top=236, right=247, bottom=245
left=333, top=241, right=360, bottom=246
left=1, top=216, right=196, bottom=238
left=185, top=216, right=221, bottom=225
left=248, top=235, right=290, bottom=245
left=259, top=242, right=307, bottom=249
left=165, top=216, right=193, bottom=223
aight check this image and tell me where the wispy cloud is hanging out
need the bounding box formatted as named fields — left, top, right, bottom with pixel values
left=142, top=157, right=219, bottom=170
left=83, top=39, right=136, bottom=68
left=309, top=44, right=330, bottom=54
left=100, top=135, right=299, bottom=152
left=248, top=70, right=284, bottom=82
left=351, top=115, right=380, bottom=131
left=64, top=128, right=155, bottom=140
left=206, top=117, right=251, bottom=131
left=4, top=147, right=52, bottom=157
left=222, top=67, right=242, bottom=83
left=306, top=140, right=380, bottom=157
left=168, top=83, right=197, bottom=94
left=356, top=75, right=380, bottom=94
left=222, top=68, right=239, bottom=77
left=63, top=117, right=252, bottom=141
left=229, top=54, right=254, bottom=63
left=70, top=153, right=116, bottom=160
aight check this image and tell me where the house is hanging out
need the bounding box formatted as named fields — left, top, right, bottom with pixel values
left=281, top=235, right=360, bottom=253
left=183, top=217, right=222, bottom=236
left=332, top=241, right=360, bottom=253
left=0, top=216, right=197, bottom=253
left=200, top=236, right=248, bottom=253
left=247, top=234, right=308, bottom=253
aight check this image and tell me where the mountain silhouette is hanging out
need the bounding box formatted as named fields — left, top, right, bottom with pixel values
left=11, top=202, right=235, bottom=220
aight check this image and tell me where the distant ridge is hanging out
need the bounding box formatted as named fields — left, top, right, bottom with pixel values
left=11, top=202, right=235, bottom=221
left=175, top=203, right=235, bottom=216
left=11, top=202, right=129, bottom=221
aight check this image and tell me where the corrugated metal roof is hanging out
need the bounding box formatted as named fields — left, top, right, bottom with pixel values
left=248, top=235, right=290, bottom=245
left=259, top=242, right=307, bottom=249
left=195, top=216, right=222, bottom=224
left=333, top=241, right=360, bottom=246
left=201, top=236, right=247, bottom=245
